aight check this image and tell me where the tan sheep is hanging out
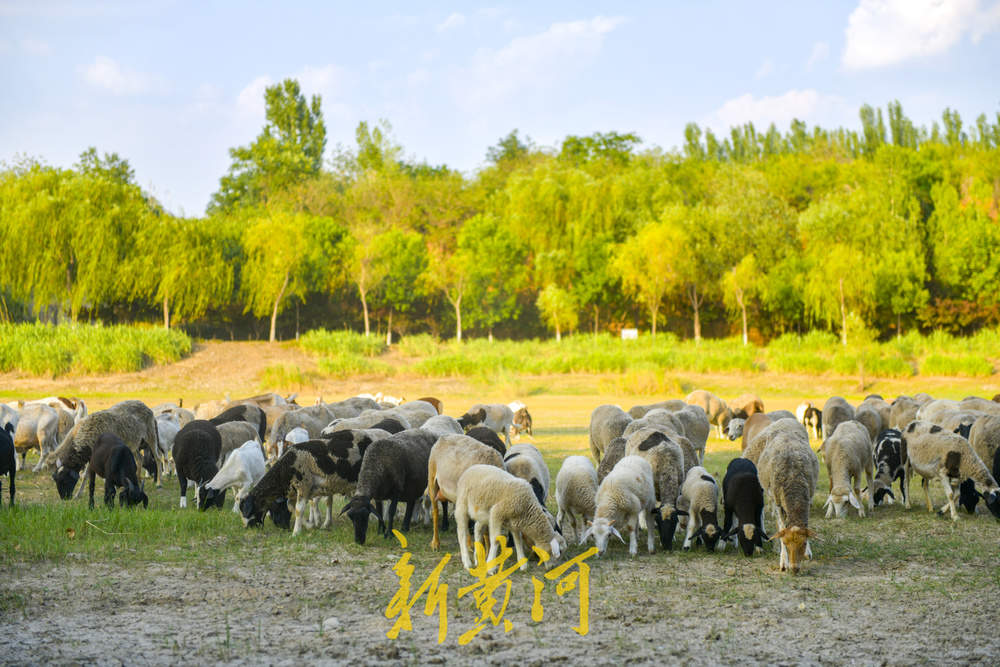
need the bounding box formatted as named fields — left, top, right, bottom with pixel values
left=555, top=455, right=598, bottom=545
left=823, top=421, right=874, bottom=518
left=685, top=390, right=733, bottom=438
left=426, top=434, right=504, bottom=550
left=757, top=429, right=820, bottom=574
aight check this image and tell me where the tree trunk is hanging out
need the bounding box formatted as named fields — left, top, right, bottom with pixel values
left=897, top=312, right=901, bottom=340
left=741, top=302, right=748, bottom=346
left=359, top=284, right=370, bottom=336
left=839, top=277, right=847, bottom=347
left=593, top=305, right=599, bottom=336
left=649, top=303, right=658, bottom=336
left=454, top=296, right=462, bottom=342
left=386, top=310, right=393, bottom=346
left=488, top=327, right=494, bottom=343
left=556, top=319, right=562, bottom=342
left=269, top=271, right=290, bottom=343
left=163, top=295, right=170, bottom=330
left=689, top=284, right=702, bottom=343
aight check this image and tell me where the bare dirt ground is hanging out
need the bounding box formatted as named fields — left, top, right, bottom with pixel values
left=3, top=342, right=999, bottom=665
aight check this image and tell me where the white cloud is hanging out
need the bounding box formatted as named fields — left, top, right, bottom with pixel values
left=437, top=12, right=465, bottom=32
left=709, top=89, right=846, bottom=130
left=80, top=55, right=158, bottom=95
left=806, top=41, right=829, bottom=69
left=842, top=0, right=1000, bottom=70
left=236, top=75, right=272, bottom=118
left=452, top=15, right=626, bottom=110
left=754, top=58, right=773, bottom=79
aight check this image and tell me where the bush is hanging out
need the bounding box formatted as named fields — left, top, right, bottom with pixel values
left=300, top=329, right=386, bottom=358
left=920, top=355, right=993, bottom=377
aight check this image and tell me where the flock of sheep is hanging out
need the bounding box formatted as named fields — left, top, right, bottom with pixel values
left=1, top=388, right=998, bottom=576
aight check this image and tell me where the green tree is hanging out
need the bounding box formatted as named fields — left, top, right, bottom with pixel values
left=722, top=254, right=760, bottom=345
left=610, top=219, right=683, bottom=335
left=536, top=284, right=578, bottom=341
left=371, top=229, right=428, bottom=344
left=461, top=213, right=528, bottom=340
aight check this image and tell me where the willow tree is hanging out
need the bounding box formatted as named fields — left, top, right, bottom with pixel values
left=610, top=219, right=683, bottom=336
left=536, top=284, right=578, bottom=341
left=722, top=254, right=759, bottom=345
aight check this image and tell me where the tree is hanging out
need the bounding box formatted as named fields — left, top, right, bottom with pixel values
left=371, top=229, right=428, bottom=344
left=610, top=219, right=683, bottom=335
left=536, top=284, right=578, bottom=341
left=461, top=214, right=528, bottom=340
left=75, top=147, right=136, bottom=185
left=486, top=130, right=532, bottom=165
left=427, top=241, right=473, bottom=342
left=209, top=79, right=326, bottom=213
left=722, top=254, right=760, bottom=345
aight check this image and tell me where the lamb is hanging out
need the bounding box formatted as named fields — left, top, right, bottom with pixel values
left=889, top=396, right=920, bottom=430
left=627, top=400, right=687, bottom=419
left=454, top=464, right=564, bottom=570
left=678, top=466, right=723, bottom=550
left=853, top=405, right=882, bottom=442
left=597, top=437, right=626, bottom=484
left=685, top=390, right=733, bottom=438
left=503, top=444, right=550, bottom=505
left=757, top=428, right=820, bottom=574
left=465, top=426, right=506, bottom=456
left=458, top=403, right=515, bottom=445
left=201, top=440, right=267, bottom=513
left=582, top=455, right=658, bottom=557
left=589, top=405, right=632, bottom=464
left=216, top=421, right=262, bottom=468
left=172, top=420, right=224, bottom=509
left=742, top=418, right=809, bottom=466
left=0, top=423, right=15, bottom=507
left=426, top=434, right=504, bottom=550
left=420, top=415, right=465, bottom=439
left=209, top=404, right=266, bottom=442
left=555, top=456, right=598, bottom=545
left=50, top=400, right=160, bottom=498
left=822, top=396, right=854, bottom=439
left=721, top=457, right=766, bottom=556
left=341, top=429, right=437, bottom=544
left=85, top=433, right=148, bottom=509
left=901, top=421, right=1000, bottom=520
left=731, top=393, right=764, bottom=420
left=624, top=428, right=686, bottom=550
left=870, top=429, right=907, bottom=506
left=822, top=421, right=874, bottom=518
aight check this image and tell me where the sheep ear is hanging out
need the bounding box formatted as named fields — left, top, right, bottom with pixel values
left=769, top=528, right=787, bottom=541
left=848, top=492, right=861, bottom=510
left=549, top=537, right=561, bottom=560
left=580, top=526, right=593, bottom=542
left=610, top=526, right=625, bottom=544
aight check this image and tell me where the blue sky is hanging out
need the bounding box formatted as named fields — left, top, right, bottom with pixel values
left=2, top=1, right=999, bottom=216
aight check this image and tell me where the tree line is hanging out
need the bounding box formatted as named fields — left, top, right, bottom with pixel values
left=2, top=78, right=999, bottom=345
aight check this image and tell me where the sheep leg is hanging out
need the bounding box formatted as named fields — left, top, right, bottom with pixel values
left=88, top=470, right=97, bottom=509
left=73, top=463, right=89, bottom=499
left=921, top=477, right=933, bottom=512
left=486, top=510, right=506, bottom=572
left=627, top=518, right=638, bottom=557
left=865, top=468, right=875, bottom=514
left=440, top=500, right=449, bottom=532
left=401, top=499, right=417, bottom=533
left=384, top=499, right=398, bottom=536
left=937, top=472, right=958, bottom=521
left=457, top=504, right=473, bottom=569
left=903, top=464, right=913, bottom=509
left=292, top=493, right=309, bottom=536
left=682, top=513, right=700, bottom=550
left=178, top=473, right=188, bottom=508
left=646, top=511, right=656, bottom=554
left=322, top=494, right=333, bottom=529
left=511, top=531, right=528, bottom=571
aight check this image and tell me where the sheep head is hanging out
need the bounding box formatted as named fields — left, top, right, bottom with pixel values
left=985, top=490, right=1000, bottom=519
left=727, top=418, right=746, bottom=441
left=582, top=518, right=624, bottom=556
left=52, top=466, right=80, bottom=500
left=697, top=509, right=722, bottom=551
left=268, top=498, right=292, bottom=529
left=957, top=479, right=981, bottom=514
left=341, top=495, right=383, bottom=545
left=653, top=505, right=686, bottom=551
left=199, top=486, right=227, bottom=511
left=771, top=526, right=817, bottom=574
left=735, top=522, right=764, bottom=557
left=824, top=486, right=860, bottom=518
left=239, top=495, right=267, bottom=527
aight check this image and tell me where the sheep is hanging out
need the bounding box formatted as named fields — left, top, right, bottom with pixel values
left=822, top=396, right=854, bottom=439
left=426, top=434, right=504, bottom=550
left=915, top=399, right=963, bottom=424
left=267, top=408, right=330, bottom=459
left=0, top=403, right=18, bottom=435
left=742, top=418, right=809, bottom=466
left=0, top=423, right=15, bottom=507
left=172, top=420, right=224, bottom=510
left=555, top=456, right=598, bottom=545
left=624, top=428, right=686, bottom=550
left=464, top=426, right=506, bottom=456
left=901, top=421, right=1000, bottom=520
left=859, top=396, right=892, bottom=431
left=795, top=401, right=812, bottom=427
left=85, top=433, right=148, bottom=509
left=394, top=401, right=439, bottom=429
left=730, top=412, right=772, bottom=447
left=889, top=396, right=920, bottom=430
left=322, top=411, right=412, bottom=435
left=458, top=404, right=515, bottom=445
left=685, top=390, right=733, bottom=438
left=678, top=466, right=723, bottom=550
left=959, top=397, right=1000, bottom=416
left=454, top=464, right=564, bottom=570
left=503, top=444, right=550, bottom=505
left=582, top=455, right=658, bottom=557
left=870, top=429, right=907, bottom=507
left=50, top=400, right=160, bottom=498
left=938, top=411, right=982, bottom=436
left=240, top=429, right=384, bottom=533
left=153, top=403, right=195, bottom=429
left=14, top=403, right=60, bottom=472
left=969, top=415, right=1000, bottom=481
left=416, top=396, right=444, bottom=415
left=802, top=404, right=823, bottom=440
left=757, top=428, right=820, bottom=574
left=670, top=405, right=710, bottom=462
left=913, top=392, right=934, bottom=406
left=721, top=457, right=766, bottom=556
left=597, top=437, right=626, bottom=484
left=154, top=414, right=180, bottom=477
left=853, top=404, right=883, bottom=443
left=627, top=400, right=687, bottom=419
left=201, top=440, right=267, bottom=513
left=511, top=405, right=533, bottom=441
left=588, top=405, right=633, bottom=463
left=420, top=415, right=464, bottom=439
left=767, top=410, right=797, bottom=421
left=341, top=429, right=437, bottom=544
left=731, top=393, right=764, bottom=420
left=279, top=426, right=310, bottom=459
left=822, top=421, right=874, bottom=518
left=622, top=409, right=684, bottom=439
left=216, top=421, right=263, bottom=467
left=209, top=404, right=266, bottom=442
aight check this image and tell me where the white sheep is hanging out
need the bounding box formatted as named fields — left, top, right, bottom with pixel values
left=426, top=434, right=504, bottom=550
left=757, top=428, right=820, bottom=574
left=624, top=427, right=686, bottom=550
left=742, top=418, right=809, bottom=466
left=419, top=415, right=464, bottom=439
left=281, top=426, right=310, bottom=458
left=503, top=443, right=550, bottom=505
left=582, top=455, right=657, bottom=557
left=454, top=464, right=564, bottom=571
left=458, top=403, right=515, bottom=445
left=555, top=456, right=598, bottom=545
left=678, top=466, right=723, bottom=551
left=685, top=390, right=733, bottom=438
left=822, top=421, right=874, bottom=518
left=588, top=405, right=632, bottom=463
left=822, top=396, right=855, bottom=440
left=202, top=440, right=267, bottom=513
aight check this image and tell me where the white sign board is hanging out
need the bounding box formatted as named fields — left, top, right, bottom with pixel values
left=621, top=328, right=638, bottom=340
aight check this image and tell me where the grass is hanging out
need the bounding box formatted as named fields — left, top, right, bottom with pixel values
left=0, top=322, right=191, bottom=377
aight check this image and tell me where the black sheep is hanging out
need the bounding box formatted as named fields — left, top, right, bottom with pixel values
left=87, top=433, right=148, bottom=509
left=1, top=423, right=15, bottom=507
left=209, top=404, right=266, bottom=441
left=465, top=426, right=506, bottom=456
left=722, top=457, right=767, bottom=556
left=172, top=420, right=225, bottom=509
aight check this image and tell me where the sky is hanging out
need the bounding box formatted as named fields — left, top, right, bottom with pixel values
left=2, top=0, right=999, bottom=216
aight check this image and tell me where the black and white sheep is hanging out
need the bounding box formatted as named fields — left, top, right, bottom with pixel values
left=86, top=433, right=148, bottom=509
left=678, top=466, right=722, bottom=551
left=721, top=457, right=766, bottom=556
left=0, top=423, right=15, bottom=507
left=458, top=403, right=515, bottom=445
left=870, top=429, right=907, bottom=507
left=624, top=428, right=686, bottom=550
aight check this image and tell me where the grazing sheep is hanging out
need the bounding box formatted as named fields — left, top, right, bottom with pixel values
left=627, top=400, right=687, bottom=419
left=915, top=399, right=963, bottom=425
left=889, top=396, right=920, bottom=430
left=678, top=466, right=723, bottom=551
left=201, top=440, right=267, bottom=513
left=757, top=429, right=820, bottom=574
left=670, top=405, right=710, bottom=463
left=959, top=397, right=1000, bottom=416
left=503, top=444, right=550, bottom=505
left=0, top=423, right=15, bottom=507
left=322, top=411, right=412, bottom=435
left=416, top=397, right=444, bottom=415
left=938, top=411, right=982, bottom=437
left=420, top=415, right=464, bottom=439
left=454, top=464, right=564, bottom=570
left=209, top=404, right=266, bottom=442
left=426, top=434, right=504, bottom=550
left=458, top=404, right=515, bottom=445
left=172, top=420, right=224, bottom=510
left=901, top=421, right=1000, bottom=520
left=823, top=421, right=874, bottom=518
left=464, top=426, right=506, bottom=456
left=216, top=421, right=262, bottom=468
left=0, top=403, right=18, bottom=435
left=870, top=429, right=907, bottom=507
left=588, top=405, right=632, bottom=465
left=742, top=418, right=809, bottom=466
left=341, top=430, right=437, bottom=544
left=279, top=426, right=310, bottom=459
left=969, top=416, right=1000, bottom=481
left=153, top=403, right=195, bottom=429
left=912, top=393, right=934, bottom=406
left=721, top=457, right=766, bottom=556
left=731, top=393, right=765, bottom=420
left=859, top=396, right=892, bottom=431
left=86, top=433, right=148, bottom=509
left=13, top=404, right=60, bottom=472
left=267, top=408, right=329, bottom=459
left=822, top=396, right=855, bottom=440
left=802, top=405, right=823, bottom=440
left=624, top=428, right=686, bottom=550
left=583, top=455, right=658, bottom=557
left=622, top=409, right=683, bottom=440
left=555, top=456, right=598, bottom=545
left=767, top=410, right=797, bottom=421
left=685, top=390, right=733, bottom=438
left=392, top=401, right=438, bottom=429
left=511, top=405, right=533, bottom=441
left=853, top=404, right=883, bottom=446
left=795, top=401, right=812, bottom=427
left=596, top=437, right=627, bottom=484
left=50, top=400, right=160, bottom=497
left=154, top=415, right=180, bottom=477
